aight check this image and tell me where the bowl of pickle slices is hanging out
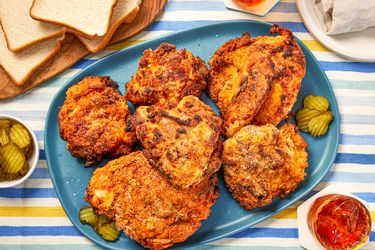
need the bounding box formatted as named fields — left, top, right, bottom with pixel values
left=0, top=114, right=39, bottom=188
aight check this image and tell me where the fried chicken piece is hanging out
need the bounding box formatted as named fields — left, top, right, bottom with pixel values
left=125, top=43, right=208, bottom=109
left=58, top=76, right=136, bottom=166
left=253, top=25, right=306, bottom=125
left=208, top=25, right=306, bottom=137
left=222, top=123, right=308, bottom=210
left=133, top=95, right=222, bottom=189
left=86, top=151, right=219, bottom=250
left=208, top=32, right=273, bottom=138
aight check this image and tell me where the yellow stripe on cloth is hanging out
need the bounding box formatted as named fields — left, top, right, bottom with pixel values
left=0, top=206, right=66, bottom=217
left=273, top=208, right=375, bottom=221
left=106, top=40, right=144, bottom=50
left=301, top=40, right=328, bottom=52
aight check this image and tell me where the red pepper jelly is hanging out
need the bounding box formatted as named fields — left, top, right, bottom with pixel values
left=308, top=194, right=371, bottom=250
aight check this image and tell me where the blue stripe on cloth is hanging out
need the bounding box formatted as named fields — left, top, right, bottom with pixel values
left=0, top=226, right=80, bottom=236
left=341, top=115, right=375, bottom=125
left=165, top=1, right=298, bottom=13
left=335, top=153, right=375, bottom=165
left=35, top=131, right=43, bottom=141
left=303, top=191, right=375, bottom=203
left=230, top=228, right=375, bottom=240
left=0, top=225, right=373, bottom=241
left=228, top=228, right=298, bottom=238
left=29, top=168, right=50, bottom=179
left=0, top=188, right=57, bottom=198
left=323, top=171, right=375, bottom=183
left=146, top=21, right=309, bottom=32
left=320, top=61, right=375, bottom=73
left=340, top=134, right=375, bottom=145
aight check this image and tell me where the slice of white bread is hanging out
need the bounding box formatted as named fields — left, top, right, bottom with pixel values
left=0, top=0, right=65, bottom=52
left=30, top=0, right=119, bottom=38
left=77, top=0, right=141, bottom=52
left=0, top=27, right=62, bottom=85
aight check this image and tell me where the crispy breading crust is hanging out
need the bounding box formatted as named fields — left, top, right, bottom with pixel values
left=208, top=32, right=272, bottom=137
left=58, top=76, right=136, bottom=166
left=222, top=123, right=308, bottom=210
left=133, top=95, right=222, bottom=189
left=253, top=25, right=306, bottom=125
left=86, top=151, right=220, bottom=250
left=208, top=25, right=306, bottom=137
left=125, top=43, right=208, bottom=109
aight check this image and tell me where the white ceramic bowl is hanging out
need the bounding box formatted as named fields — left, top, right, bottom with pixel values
left=0, top=114, right=39, bottom=188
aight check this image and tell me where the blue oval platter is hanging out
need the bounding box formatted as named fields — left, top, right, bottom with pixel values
left=44, top=20, right=340, bottom=250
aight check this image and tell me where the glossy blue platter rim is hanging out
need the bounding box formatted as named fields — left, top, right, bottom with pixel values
left=45, top=20, right=340, bottom=250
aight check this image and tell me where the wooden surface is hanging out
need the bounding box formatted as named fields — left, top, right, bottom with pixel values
left=0, top=0, right=167, bottom=100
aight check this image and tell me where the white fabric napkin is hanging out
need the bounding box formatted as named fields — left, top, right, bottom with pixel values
left=313, top=0, right=375, bottom=35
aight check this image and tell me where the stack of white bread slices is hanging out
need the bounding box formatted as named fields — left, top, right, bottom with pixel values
left=0, top=0, right=141, bottom=85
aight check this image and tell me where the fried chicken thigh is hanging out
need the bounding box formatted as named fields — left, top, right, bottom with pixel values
left=125, top=43, right=208, bottom=108
left=86, top=151, right=219, bottom=250
left=222, top=123, right=308, bottom=210
left=133, top=95, right=222, bottom=189
left=58, top=76, right=136, bottom=166
left=208, top=25, right=306, bottom=137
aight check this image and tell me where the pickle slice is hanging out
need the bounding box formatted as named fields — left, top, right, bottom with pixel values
left=296, top=108, right=321, bottom=132
left=10, top=124, right=31, bottom=149
left=308, top=111, right=333, bottom=137
left=79, top=206, right=98, bottom=226
left=303, top=95, right=329, bottom=111
left=79, top=206, right=120, bottom=241
left=0, top=120, right=11, bottom=131
left=97, top=216, right=120, bottom=241
left=0, top=143, right=25, bottom=173
left=0, top=129, right=10, bottom=146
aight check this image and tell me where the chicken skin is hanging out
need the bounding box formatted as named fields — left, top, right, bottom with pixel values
left=253, top=26, right=306, bottom=125
left=133, top=95, right=222, bottom=189
left=208, top=25, right=306, bottom=137
left=125, top=43, right=208, bottom=109
left=58, top=76, right=136, bottom=166
left=86, top=151, right=219, bottom=250
left=222, top=123, right=308, bottom=210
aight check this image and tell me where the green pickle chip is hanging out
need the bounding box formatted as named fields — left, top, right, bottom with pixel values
left=79, top=206, right=120, bottom=241
left=308, top=111, right=333, bottom=137
left=303, top=95, right=329, bottom=111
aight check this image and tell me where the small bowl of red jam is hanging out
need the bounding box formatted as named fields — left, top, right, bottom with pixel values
left=308, top=194, right=371, bottom=250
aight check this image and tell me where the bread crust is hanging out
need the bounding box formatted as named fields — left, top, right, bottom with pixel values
left=30, top=0, right=119, bottom=38
left=77, top=0, right=141, bottom=52
left=0, top=20, right=66, bottom=52
left=0, top=33, right=63, bottom=86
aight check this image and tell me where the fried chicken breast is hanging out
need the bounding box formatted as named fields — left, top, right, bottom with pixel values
left=253, top=26, right=306, bottom=125
left=125, top=43, right=208, bottom=109
left=86, top=151, right=219, bottom=250
left=208, top=25, right=306, bottom=137
left=222, top=123, right=308, bottom=210
left=133, top=95, right=222, bottom=189
left=58, top=76, right=136, bottom=166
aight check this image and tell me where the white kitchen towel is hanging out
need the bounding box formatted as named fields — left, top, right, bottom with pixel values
left=313, top=0, right=375, bottom=35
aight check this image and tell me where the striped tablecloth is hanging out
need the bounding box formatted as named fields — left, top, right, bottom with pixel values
left=1, top=0, right=375, bottom=249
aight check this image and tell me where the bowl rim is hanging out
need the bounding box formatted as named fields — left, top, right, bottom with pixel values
left=0, top=114, right=39, bottom=188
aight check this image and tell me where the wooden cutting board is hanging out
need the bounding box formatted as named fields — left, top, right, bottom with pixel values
left=0, top=0, right=167, bottom=100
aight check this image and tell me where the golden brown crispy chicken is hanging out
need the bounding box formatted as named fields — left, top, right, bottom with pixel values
left=133, top=95, right=222, bottom=189
left=222, top=123, right=308, bottom=210
left=253, top=26, right=306, bottom=125
left=58, top=76, right=136, bottom=166
left=86, top=151, right=219, bottom=250
left=208, top=25, right=306, bottom=137
left=125, top=43, right=208, bottom=109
